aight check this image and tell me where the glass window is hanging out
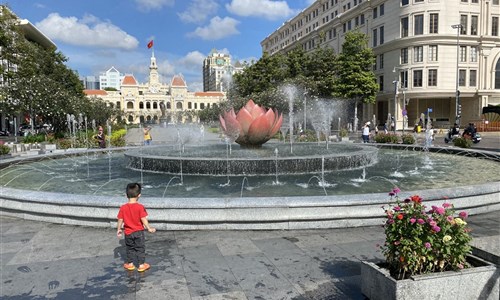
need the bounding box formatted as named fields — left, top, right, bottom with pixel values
left=414, top=15, right=424, bottom=35
left=379, top=75, right=384, bottom=91
left=471, top=16, right=478, bottom=35
left=429, top=14, right=439, bottom=34
left=460, top=46, right=467, bottom=62
left=459, top=69, right=466, bottom=86
left=414, top=46, right=423, bottom=62
left=470, top=46, right=478, bottom=62
left=495, top=59, right=500, bottom=89
left=373, top=7, right=378, bottom=19
left=471, top=0, right=478, bottom=3
left=492, top=17, right=499, bottom=36
left=493, top=0, right=499, bottom=5
left=373, top=28, right=378, bottom=47
left=469, top=70, right=477, bottom=86
left=401, top=0, right=409, bottom=5
left=400, top=70, right=408, bottom=88
left=380, top=4, right=385, bottom=16
left=428, top=69, right=438, bottom=86
left=379, top=54, right=384, bottom=69
left=401, top=48, right=408, bottom=64
left=413, top=70, right=423, bottom=87
left=429, top=45, right=438, bottom=61
left=361, top=14, right=365, bottom=25
left=460, top=15, right=467, bottom=34
left=380, top=26, right=384, bottom=44
left=401, top=17, right=409, bottom=37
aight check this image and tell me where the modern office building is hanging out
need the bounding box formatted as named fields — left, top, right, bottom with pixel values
left=80, top=75, right=100, bottom=90
left=261, top=0, right=500, bottom=129
left=203, top=49, right=244, bottom=92
left=99, top=66, right=124, bottom=90
left=85, top=53, right=226, bottom=124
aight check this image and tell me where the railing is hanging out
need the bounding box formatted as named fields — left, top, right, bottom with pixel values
left=473, top=121, right=500, bottom=132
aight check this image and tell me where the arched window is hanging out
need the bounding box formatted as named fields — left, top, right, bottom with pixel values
left=116, top=101, right=121, bottom=109
left=146, top=102, right=151, bottom=109
left=153, top=102, right=158, bottom=109
left=495, top=58, right=500, bottom=89
left=146, top=116, right=152, bottom=123
left=139, top=102, right=144, bottom=109
left=128, top=115, right=134, bottom=123
left=139, top=116, right=145, bottom=123
left=176, top=102, right=183, bottom=109
left=167, top=102, right=171, bottom=109
left=127, top=102, right=134, bottom=109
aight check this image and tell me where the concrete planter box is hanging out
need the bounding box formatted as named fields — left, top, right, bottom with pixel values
left=361, top=256, right=499, bottom=300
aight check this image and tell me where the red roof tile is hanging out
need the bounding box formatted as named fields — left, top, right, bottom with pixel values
left=84, top=90, right=108, bottom=96
left=171, top=75, right=186, bottom=87
left=194, top=92, right=224, bottom=97
left=122, top=75, right=137, bottom=85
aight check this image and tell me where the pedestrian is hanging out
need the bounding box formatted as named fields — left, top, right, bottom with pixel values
left=362, top=122, right=370, bottom=143
left=143, top=126, right=152, bottom=145
left=95, top=126, right=106, bottom=148
left=117, top=183, right=156, bottom=272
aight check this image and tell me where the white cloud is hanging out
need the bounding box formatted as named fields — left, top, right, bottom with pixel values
left=178, top=0, right=218, bottom=24
left=36, top=13, right=139, bottom=50
left=134, top=0, right=175, bottom=12
left=226, top=0, right=297, bottom=20
left=177, top=51, right=206, bottom=70
left=188, top=16, right=240, bottom=40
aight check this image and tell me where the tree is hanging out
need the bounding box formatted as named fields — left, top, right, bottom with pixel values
left=332, top=31, right=378, bottom=104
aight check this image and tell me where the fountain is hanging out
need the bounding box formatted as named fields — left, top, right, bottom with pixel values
left=1, top=97, right=499, bottom=230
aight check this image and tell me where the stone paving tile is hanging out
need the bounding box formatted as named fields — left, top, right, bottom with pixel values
left=136, top=278, right=191, bottom=299
left=216, top=238, right=262, bottom=256
left=191, top=290, right=248, bottom=300
left=224, top=252, right=275, bottom=272
left=336, top=240, right=385, bottom=262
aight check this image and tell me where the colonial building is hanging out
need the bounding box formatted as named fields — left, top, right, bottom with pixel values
left=202, top=49, right=244, bottom=92
left=85, top=52, right=226, bottom=124
left=261, top=0, right=500, bottom=129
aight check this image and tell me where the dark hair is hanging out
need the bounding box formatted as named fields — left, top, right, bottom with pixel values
left=126, top=183, right=141, bottom=198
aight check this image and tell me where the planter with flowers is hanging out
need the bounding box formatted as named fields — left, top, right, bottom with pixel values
left=361, top=188, right=498, bottom=300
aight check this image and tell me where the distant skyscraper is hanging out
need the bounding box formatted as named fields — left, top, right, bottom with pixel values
left=80, top=75, right=100, bottom=90
left=99, top=66, right=124, bottom=90
left=203, top=49, right=242, bottom=92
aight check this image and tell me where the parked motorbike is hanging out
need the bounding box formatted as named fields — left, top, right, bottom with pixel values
left=464, top=132, right=482, bottom=144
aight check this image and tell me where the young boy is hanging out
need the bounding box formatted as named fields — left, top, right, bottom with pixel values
left=117, top=183, right=156, bottom=272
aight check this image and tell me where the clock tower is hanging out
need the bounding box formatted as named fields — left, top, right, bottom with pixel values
left=148, top=51, right=160, bottom=92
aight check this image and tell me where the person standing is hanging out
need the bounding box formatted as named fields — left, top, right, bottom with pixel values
left=95, top=126, right=106, bottom=148
left=143, top=126, right=152, bottom=146
left=362, top=122, right=370, bottom=143
left=117, top=183, right=156, bottom=272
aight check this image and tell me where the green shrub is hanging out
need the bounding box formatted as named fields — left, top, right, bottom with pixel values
left=374, top=133, right=399, bottom=144
left=453, top=137, right=472, bottom=148
left=0, top=144, right=10, bottom=155
left=22, top=134, right=46, bottom=143
left=55, top=138, right=72, bottom=149
left=339, top=128, right=349, bottom=138
left=110, top=129, right=127, bottom=147
left=401, top=133, right=415, bottom=144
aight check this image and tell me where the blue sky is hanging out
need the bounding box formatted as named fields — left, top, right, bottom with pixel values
left=6, top=0, right=314, bottom=91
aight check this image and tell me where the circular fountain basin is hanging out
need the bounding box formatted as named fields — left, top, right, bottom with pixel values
left=1, top=144, right=499, bottom=230
left=124, top=143, right=378, bottom=175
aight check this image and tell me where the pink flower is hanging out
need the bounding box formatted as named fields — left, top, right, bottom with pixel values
left=417, top=218, right=425, bottom=224
left=432, top=226, right=441, bottom=233
left=424, top=242, right=431, bottom=249
left=442, top=203, right=452, bottom=208
left=429, top=220, right=437, bottom=227
left=434, top=207, right=445, bottom=215
left=447, top=216, right=454, bottom=222
left=392, top=187, right=401, bottom=194
left=393, top=206, right=401, bottom=211
left=387, top=219, right=394, bottom=224
left=394, top=241, right=401, bottom=245
left=459, top=211, right=468, bottom=219
left=410, top=218, right=416, bottom=224
left=457, top=263, right=464, bottom=269
left=389, top=192, right=395, bottom=196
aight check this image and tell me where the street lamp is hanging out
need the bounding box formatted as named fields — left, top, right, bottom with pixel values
left=451, top=24, right=462, bottom=126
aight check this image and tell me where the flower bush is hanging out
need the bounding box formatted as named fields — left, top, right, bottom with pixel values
left=374, top=133, right=399, bottom=144
left=381, top=188, right=472, bottom=279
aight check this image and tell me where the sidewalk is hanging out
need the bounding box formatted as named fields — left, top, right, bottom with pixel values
left=1, top=210, right=498, bottom=299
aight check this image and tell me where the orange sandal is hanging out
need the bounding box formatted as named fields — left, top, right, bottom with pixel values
left=137, top=263, right=150, bottom=272
left=123, top=263, right=135, bottom=271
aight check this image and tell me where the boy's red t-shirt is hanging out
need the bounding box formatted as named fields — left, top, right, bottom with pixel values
left=117, top=202, right=148, bottom=235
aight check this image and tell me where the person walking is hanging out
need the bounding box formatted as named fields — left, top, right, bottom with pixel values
left=117, top=183, right=156, bottom=272
left=362, top=122, right=370, bottom=143
left=95, top=126, right=106, bottom=148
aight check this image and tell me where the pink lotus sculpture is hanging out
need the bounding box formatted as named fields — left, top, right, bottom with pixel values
left=219, top=99, right=283, bottom=147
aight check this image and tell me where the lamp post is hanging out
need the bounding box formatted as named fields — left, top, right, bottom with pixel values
left=451, top=24, right=462, bottom=126
left=392, top=79, right=398, bottom=133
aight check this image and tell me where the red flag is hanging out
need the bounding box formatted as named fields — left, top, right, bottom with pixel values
left=147, top=40, right=154, bottom=49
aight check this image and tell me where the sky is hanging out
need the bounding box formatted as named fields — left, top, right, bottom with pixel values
left=5, top=0, right=315, bottom=91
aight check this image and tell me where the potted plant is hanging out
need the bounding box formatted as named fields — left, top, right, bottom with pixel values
left=361, top=188, right=499, bottom=300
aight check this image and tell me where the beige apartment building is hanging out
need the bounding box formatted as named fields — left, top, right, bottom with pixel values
left=261, top=0, right=500, bottom=129
left=85, top=52, right=226, bottom=124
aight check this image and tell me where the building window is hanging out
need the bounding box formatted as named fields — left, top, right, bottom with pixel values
left=459, top=69, right=466, bottom=86
left=414, top=15, right=424, bottom=35
left=492, top=16, right=499, bottom=36
left=348, top=20, right=352, bottom=30
left=139, top=102, right=144, bottom=109
left=380, top=4, right=385, bottom=16
left=429, top=14, right=439, bottom=34
left=470, top=46, right=478, bottom=62
left=428, top=69, right=438, bottom=86
left=401, top=0, right=409, bottom=5
left=401, top=48, right=408, bottom=64
left=343, top=23, right=346, bottom=33
left=460, top=15, right=467, bottom=34
left=414, top=46, right=423, bottom=62
left=471, top=16, right=478, bottom=35
left=355, top=16, right=359, bottom=26
left=469, top=70, right=477, bottom=86
left=400, top=70, right=408, bottom=88
left=401, top=17, right=409, bottom=37
left=413, top=70, right=423, bottom=87
left=495, top=59, right=500, bottom=89
left=380, top=26, right=384, bottom=44
left=373, top=7, right=378, bottom=19
left=373, top=28, right=378, bottom=47
left=460, top=46, right=467, bottom=62
left=493, top=0, right=499, bottom=5
left=379, top=75, right=384, bottom=91
left=379, top=54, right=384, bottom=69
left=471, top=0, right=478, bottom=3
left=429, top=45, right=438, bottom=61
left=361, top=14, right=365, bottom=25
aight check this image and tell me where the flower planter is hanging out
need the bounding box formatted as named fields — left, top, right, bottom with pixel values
left=361, top=255, right=499, bottom=300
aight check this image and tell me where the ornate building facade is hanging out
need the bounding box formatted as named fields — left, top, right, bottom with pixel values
left=202, top=49, right=244, bottom=92
left=261, top=0, right=500, bottom=129
left=85, top=52, right=226, bottom=124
